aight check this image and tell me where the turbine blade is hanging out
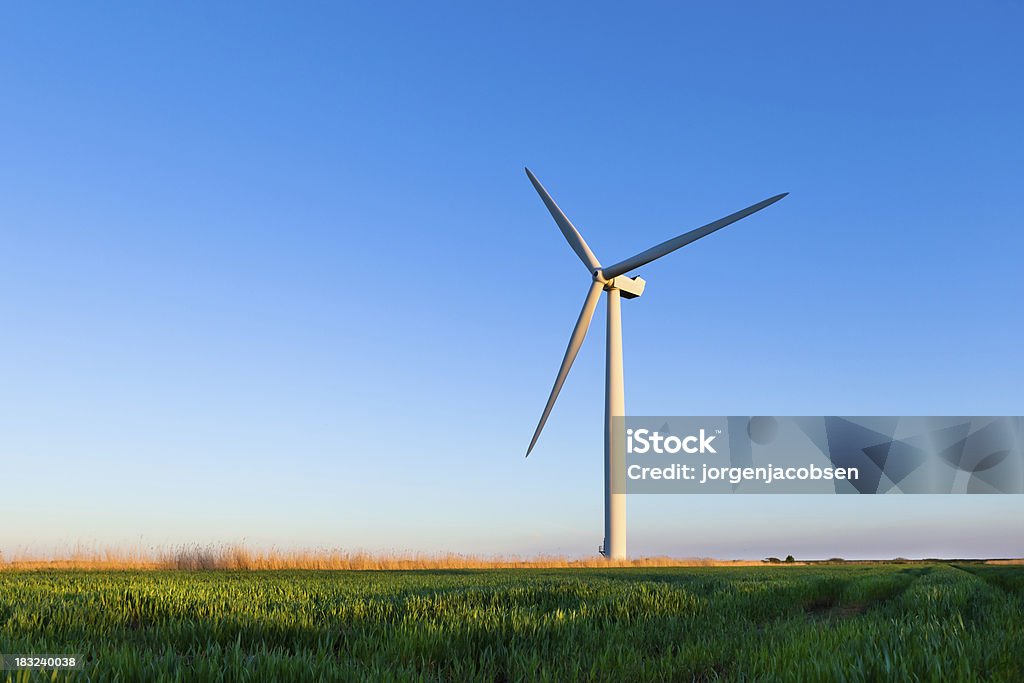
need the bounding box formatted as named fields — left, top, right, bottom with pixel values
left=525, top=167, right=601, bottom=272
left=602, top=193, right=788, bottom=279
left=526, top=281, right=604, bottom=457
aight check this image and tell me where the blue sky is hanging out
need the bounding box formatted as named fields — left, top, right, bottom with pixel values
left=2, top=2, right=1022, bottom=560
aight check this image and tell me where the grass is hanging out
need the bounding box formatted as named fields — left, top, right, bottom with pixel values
left=0, top=545, right=776, bottom=571
left=1, top=563, right=1021, bottom=681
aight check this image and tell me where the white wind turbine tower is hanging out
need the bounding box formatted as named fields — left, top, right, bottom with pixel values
left=524, top=168, right=787, bottom=560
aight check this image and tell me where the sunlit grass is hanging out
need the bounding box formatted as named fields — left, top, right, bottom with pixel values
left=1, top=564, right=1021, bottom=681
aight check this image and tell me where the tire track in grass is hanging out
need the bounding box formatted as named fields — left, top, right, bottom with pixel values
left=804, top=567, right=928, bottom=623
left=950, top=563, right=1024, bottom=596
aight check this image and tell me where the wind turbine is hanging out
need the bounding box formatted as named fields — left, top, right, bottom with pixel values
left=524, top=167, right=787, bottom=560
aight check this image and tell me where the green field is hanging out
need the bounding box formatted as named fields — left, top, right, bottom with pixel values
left=1, top=564, right=1022, bottom=681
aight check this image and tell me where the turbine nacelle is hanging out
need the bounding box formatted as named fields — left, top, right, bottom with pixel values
left=604, top=274, right=645, bottom=299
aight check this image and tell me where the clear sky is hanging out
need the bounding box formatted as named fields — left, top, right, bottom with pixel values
left=2, top=2, right=1022, bottom=560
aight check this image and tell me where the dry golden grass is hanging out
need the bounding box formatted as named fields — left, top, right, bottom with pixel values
left=5, top=546, right=1015, bottom=572
left=0, top=544, right=777, bottom=571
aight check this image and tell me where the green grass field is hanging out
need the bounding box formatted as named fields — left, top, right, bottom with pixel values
left=1, top=563, right=1022, bottom=681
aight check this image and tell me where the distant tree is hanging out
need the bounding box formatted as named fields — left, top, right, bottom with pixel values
left=764, top=557, right=781, bottom=564
left=828, top=557, right=845, bottom=564
left=785, top=554, right=795, bottom=563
